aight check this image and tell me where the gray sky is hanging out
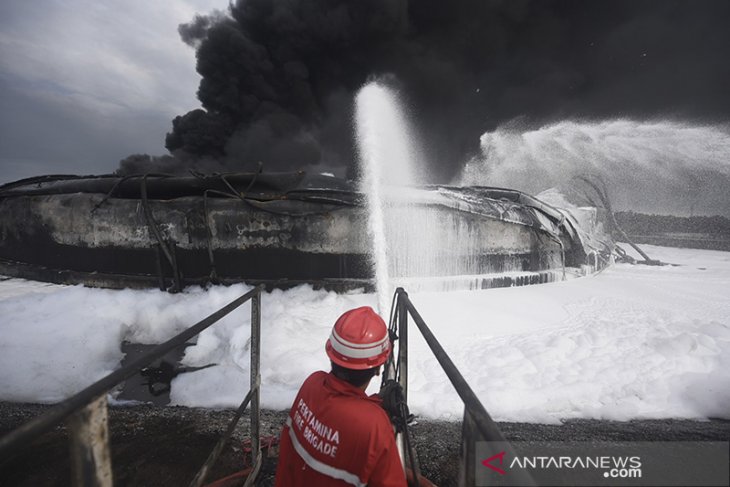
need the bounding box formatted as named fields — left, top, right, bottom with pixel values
left=0, top=0, right=221, bottom=184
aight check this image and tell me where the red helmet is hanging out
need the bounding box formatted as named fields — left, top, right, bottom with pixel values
left=326, top=306, right=390, bottom=370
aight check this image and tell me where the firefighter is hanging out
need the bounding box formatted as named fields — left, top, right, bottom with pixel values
left=273, top=306, right=407, bottom=486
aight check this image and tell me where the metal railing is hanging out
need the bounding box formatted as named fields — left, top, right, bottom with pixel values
left=389, top=287, right=536, bottom=487
left=0, top=285, right=264, bottom=487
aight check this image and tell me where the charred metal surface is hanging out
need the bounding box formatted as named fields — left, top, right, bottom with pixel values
left=0, top=172, right=358, bottom=204
left=0, top=244, right=371, bottom=280
left=0, top=173, right=609, bottom=289
left=0, top=258, right=375, bottom=292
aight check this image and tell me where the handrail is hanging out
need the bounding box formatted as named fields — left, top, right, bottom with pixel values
left=0, top=284, right=264, bottom=487
left=393, top=287, right=536, bottom=487
left=189, top=389, right=253, bottom=487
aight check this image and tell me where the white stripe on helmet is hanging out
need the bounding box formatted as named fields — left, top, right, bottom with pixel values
left=329, top=329, right=389, bottom=359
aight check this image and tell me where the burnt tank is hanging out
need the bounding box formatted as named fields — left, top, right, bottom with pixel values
left=0, top=171, right=611, bottom=291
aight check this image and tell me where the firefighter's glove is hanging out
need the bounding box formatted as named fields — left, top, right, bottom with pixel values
left=379, top=379, right=411, bottom=433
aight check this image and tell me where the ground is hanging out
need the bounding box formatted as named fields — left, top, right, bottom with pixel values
left=1, top=402, right=729, bottom=486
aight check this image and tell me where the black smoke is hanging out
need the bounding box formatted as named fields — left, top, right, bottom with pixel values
left=119, top=0, right=730, bottom=182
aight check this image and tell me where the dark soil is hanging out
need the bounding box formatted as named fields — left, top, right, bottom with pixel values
left=1, top=402, right=729, bottom=486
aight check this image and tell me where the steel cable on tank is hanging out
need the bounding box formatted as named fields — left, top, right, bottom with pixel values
left=141, top=174, right=181, bottom=292
left=89, top=173, right=175, bottom=213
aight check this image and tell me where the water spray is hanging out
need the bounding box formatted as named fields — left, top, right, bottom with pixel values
left=355, top=82, right=420, bottom=313
left=458, top=120, right=730, bottom=217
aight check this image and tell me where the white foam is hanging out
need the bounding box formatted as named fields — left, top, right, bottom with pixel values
left=1, top=245, right=729, bottom=422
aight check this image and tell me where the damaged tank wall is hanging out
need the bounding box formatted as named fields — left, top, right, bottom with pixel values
left=0, top=189, right=583, bottom=289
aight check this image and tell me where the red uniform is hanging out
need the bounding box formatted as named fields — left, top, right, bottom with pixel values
left=274, top=371, right=407, bottom=487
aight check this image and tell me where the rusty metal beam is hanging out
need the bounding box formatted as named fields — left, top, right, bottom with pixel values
left=67, top=395, right=113, bottom=487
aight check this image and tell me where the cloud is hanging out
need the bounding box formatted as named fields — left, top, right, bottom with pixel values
left=0, top=0, right=221, bottom=181
left=0, top=74, right=170, bottom=182
left=0, top=1, right=214, bottom=115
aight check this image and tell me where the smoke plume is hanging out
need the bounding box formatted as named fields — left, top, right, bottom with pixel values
left=119, top=0, right=730, bottom=188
